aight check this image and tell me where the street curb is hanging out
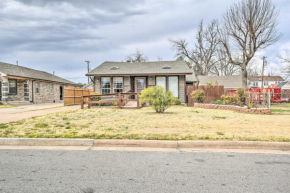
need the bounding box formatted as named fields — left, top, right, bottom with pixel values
left=0, top=138, right=94, bottom=146
left=0, top=138, right=290, bottom=150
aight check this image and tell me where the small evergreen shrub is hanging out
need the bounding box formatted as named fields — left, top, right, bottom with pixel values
left=191, top=89, right=205, bottom=103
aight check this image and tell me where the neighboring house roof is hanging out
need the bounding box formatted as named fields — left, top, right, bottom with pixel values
left=186, top=73, right=198, bottom=83
left=86, top=61, right=193, bottom=76
left=0, top=62, right=76, bottom=85
left=248, top=76, right=284, bottom=82
left=198, top=75, right=243, bottom=89
left=276, top=81, right=288, bottom=88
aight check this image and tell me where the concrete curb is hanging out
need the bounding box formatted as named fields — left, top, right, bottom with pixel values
left=1, top=138, right=290, bottom=150
left=0, top=138, right=94, bottom=146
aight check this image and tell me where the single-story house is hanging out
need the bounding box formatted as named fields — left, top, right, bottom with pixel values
left=197, top=74, right=243, bottom=91
left=0, top=62, right=76, bottom=105
left=248, top=76, right=284, bottom=88
left=86, top=61, right=194, bottom=103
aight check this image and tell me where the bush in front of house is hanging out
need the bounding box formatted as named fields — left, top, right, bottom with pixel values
left=140, top=86, right=175, bottom=113
left=191, top=89, right=205, bottom=103
left=172, top=97, right=181, bottom=105
left=221, top=95, right=236, bottom=104
left=236, top=88, right=247, bottom=106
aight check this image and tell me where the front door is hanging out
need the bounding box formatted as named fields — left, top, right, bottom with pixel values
left=135, top=77, right=146, bottom=93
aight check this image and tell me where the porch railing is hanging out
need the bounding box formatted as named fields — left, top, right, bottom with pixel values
left=80, top=92, right=140, bottom=109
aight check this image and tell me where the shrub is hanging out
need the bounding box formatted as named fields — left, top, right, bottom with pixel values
left=89, top=92, right=101, bottom=101
left=221, top=95, right=236, bottom=104
left=191, top=89, right=205, bottom=103
left=139, top=86, right=175, bottom=113
left=236, top=88, right=247, bottom=105
left=172, top=97, right=181, bottom=105
left=212, top=99, right=223, bottom=104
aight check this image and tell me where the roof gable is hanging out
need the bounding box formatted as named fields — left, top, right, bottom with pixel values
left=86, top=61, right=193, bottom=76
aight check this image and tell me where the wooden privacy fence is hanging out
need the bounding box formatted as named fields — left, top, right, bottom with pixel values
left=188, top=85, right=224, bottom=106
left=64, top=86, right=94, bottom=105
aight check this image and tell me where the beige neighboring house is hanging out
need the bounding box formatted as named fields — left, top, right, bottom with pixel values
left=197, top=74, right=243, bottom=91
left=86, top=60, right=194, bottom=103
left=0, top=62, right=76, bottom=105
left=276, top=81, right=290, bottom=99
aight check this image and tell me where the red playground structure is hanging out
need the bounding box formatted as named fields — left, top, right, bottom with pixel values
left=227, top=86, right=285, bottom=103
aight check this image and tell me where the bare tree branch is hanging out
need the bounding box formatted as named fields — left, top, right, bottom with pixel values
left=125, top=49, right=148, bottom=62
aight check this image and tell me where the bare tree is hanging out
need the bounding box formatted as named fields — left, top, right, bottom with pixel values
left=219, top=0, right=282, bottom=89
left=169, top=20, right=220, bottom=77
left=125, top=50, right=148, bottom=62
left=278, top=51, right=290, bottom=78
left=266, top=66, right=279, bottom=76
left=210, top=47, right=240, bottom=76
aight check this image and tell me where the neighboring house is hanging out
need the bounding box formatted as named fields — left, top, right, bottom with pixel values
left=248, top=76, right=284, bottom=88
left=276, top=81, right=290, bottom=99
left=197, top=75, right=243, bottom=91
left=0, top=62, right=76, bottom=105
left=86, top=61, right=194, bottom=103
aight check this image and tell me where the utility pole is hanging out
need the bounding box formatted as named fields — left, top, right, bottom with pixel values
left=85, top=60, right=90, bottom=84
left=261, top=56, right=266, bottom=90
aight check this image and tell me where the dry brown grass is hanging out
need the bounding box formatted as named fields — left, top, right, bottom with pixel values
left=0, top=105, right=289, bottom=141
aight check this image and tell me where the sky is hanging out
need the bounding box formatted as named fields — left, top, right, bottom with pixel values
left=0, top=0, right=289, bottom=83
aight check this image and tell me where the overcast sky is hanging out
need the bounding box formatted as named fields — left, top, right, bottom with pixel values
left=0, top=0, right=289, bottom=83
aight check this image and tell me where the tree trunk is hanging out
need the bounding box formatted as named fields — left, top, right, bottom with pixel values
left=241, top=68, right=248, bottom=89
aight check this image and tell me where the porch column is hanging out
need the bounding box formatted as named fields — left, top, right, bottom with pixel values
left=1, top=77, right=8, bottom=102
left=24, top=80, right=29, bottom=101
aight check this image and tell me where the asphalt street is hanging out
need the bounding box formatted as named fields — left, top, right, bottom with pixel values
left=0, top=149, right=290, bottom=193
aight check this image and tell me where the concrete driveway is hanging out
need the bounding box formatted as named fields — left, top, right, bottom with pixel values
left=0, top=103, right=79, bottom=124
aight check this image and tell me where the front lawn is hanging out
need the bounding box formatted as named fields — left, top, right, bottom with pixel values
left=0, top=105, right=15, bottom=109
left=0, top=105, right=289, bottom=142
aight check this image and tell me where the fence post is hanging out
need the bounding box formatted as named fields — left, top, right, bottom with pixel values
left=81, top=96, right=84, bottom=109
left=73, top=87, right=76, bottom=105
left=137, top=93, right=140, bottom=109
left=118, top=93, right=122, bottom=108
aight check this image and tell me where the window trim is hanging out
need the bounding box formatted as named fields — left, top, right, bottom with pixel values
left=101, top=77, right=111, bottom=94
left=8, top=79, right=17, bottom=95
left=113, top=77, right=124, bottom=93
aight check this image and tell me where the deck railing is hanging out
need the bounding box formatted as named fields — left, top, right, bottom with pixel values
left=80, top=92, right=140, bottom=109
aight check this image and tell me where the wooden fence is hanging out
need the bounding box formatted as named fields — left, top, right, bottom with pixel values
left=64, top=86, right=94, bottom=105
left=188, top=85, right=224, bottom=106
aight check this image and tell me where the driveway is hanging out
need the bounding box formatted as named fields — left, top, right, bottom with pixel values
left=0, top=103, right=79, bottom=124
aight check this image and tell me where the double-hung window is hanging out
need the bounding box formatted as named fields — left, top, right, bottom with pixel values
left=156, top=77, right=166, bottom=89
left=113, top=77, right=123, bottom=93
left=36, top=82, right=40, bottom=93
left=101, top=77, right=111, bottom=94
left=264, top=81, right=268, bottom=86
left=168, top=76, right=178, bottom=97
left=8, top=79, right=17, bottom=95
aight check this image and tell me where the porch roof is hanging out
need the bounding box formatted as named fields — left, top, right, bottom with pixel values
left=0, top=62, right=76, bottom=85
left=86, top=60, right=193, bottom=76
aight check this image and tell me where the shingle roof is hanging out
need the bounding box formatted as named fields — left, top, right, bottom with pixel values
left=198, top=75, right=243, bottom=88
left=248, top=76, right=284, bottom=81
left=0, top=62, right=76, bottom=85
left=186, top=73, right=197, bottom=83
left=86, top=61, right=193, bottom=76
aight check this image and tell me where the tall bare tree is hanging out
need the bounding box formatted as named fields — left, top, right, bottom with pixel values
left=219, top=0, right=282, bottom=89
left=169, top=20, right=220, bottom=77
left=279, top=51, right=290, bottom=79
left=125, top=50, right=148, bottom=62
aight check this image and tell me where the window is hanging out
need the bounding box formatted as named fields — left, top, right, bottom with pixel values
left=101, top=77, right=111, bottom=94
left=50, top=84, right=53, bottom=94
left=264, top=81, right=269, bottom=86
left=168, top=76, right=178, bottom=97
left=8, top=79, right=17, bottom=95
left=113, top=77, right=123, bottom=93
left=36, top=82, right=40, bottom=93
left=156, top=77, right=166, bottom=89
left=253, top=82, right=258, bottom=87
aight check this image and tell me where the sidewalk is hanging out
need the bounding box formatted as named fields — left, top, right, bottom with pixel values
left=0, top=103, right=79, bottom=124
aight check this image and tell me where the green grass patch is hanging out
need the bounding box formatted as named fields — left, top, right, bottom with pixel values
left=212, top=116, right=227, bottom=120
left=34, top=123, right=49, bottom=129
